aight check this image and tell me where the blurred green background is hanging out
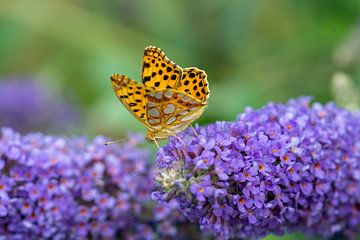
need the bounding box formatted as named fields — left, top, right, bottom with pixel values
left=1, top=1, right=360, bottom=239
left=1, top=0, right=360, bottom=138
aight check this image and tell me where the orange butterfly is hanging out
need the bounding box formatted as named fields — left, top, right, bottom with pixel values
left=110, top=46, right=210, bottom=147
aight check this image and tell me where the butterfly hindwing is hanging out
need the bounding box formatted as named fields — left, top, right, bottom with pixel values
left=145, top=89, right=206, bottom=133
left=177, top=67, right=210, bottom=102
left=110, top=74, right=151, bottom=127
left=142, top=46, right=183, bottom=89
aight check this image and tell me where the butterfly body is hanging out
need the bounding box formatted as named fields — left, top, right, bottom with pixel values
left=110, top=46, right=210, bottom=145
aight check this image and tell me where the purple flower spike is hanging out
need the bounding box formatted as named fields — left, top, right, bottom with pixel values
left=154, top=97, right=360, bottom=239
left=0, top=128, right=207, bottom=239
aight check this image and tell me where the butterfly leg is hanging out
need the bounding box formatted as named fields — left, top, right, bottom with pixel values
left=153, top=138, right=160, bottom=148
left=174, top=135, right=187, bottom=150
left=165, top=131, right=187, bottom=150
left=146, top=133, right=160, bottom=148
left=190, top=125, right=199, bottom=136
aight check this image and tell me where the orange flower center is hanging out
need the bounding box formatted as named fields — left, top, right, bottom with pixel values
left=259, top=164, right=264, bottom=171
left=80, top=208, right=87, bottom=215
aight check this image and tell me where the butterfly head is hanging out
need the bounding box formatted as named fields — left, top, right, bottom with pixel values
left=145, top=131, right=163, bottom=148
left=145, top=131, right=155, bottom=143
left=145, top=131, right=170, bottom=142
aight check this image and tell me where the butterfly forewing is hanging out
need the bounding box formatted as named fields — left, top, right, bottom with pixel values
left=110, top=74, right=151, bottom=127
left=142, top=46, right=182, bottom=89
left=177, top=67, right=210, bottom=102
left=146, top=89, right=206, bottom=134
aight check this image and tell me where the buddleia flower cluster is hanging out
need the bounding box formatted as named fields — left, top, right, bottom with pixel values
left=0, top=78, right=78, bottom=133
left=0, top=128, right=203, bottom=239
left=153, top=97, right=360, bottom=239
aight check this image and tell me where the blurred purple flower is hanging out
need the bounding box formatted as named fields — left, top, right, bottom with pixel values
left=0, top=78, right=78, bottom=133
left=0, top=128, right=207, bottom=239
left=154, top=97, right=360, bottom=239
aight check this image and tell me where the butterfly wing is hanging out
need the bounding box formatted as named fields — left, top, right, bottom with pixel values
left=176, top=67, right=210, bottom=102
left=141, top=46, right=183, bottom=89
left=110, top=74, right=152, bottom=128
left=111, top=46, right=210, bottom=142
left=145, top=89, right=207, bottom=137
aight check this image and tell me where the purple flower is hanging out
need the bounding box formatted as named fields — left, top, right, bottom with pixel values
left=154, top=97, right=360, bottom=239
left=0, top=78, right=79, bottom=133
left=0, top=199, right=8, bottom=217
left=194, top=150, right=215, bottom=170
left=0, top=128, right=207, bottom=239
left=190, top=181, right=214, bottom=202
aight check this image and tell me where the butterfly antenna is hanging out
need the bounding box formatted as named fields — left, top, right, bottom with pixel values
left=104, top=138, right=127, bottom=145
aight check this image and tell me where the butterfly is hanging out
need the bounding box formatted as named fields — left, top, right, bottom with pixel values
left=110, top=46, right=210, bottom=147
